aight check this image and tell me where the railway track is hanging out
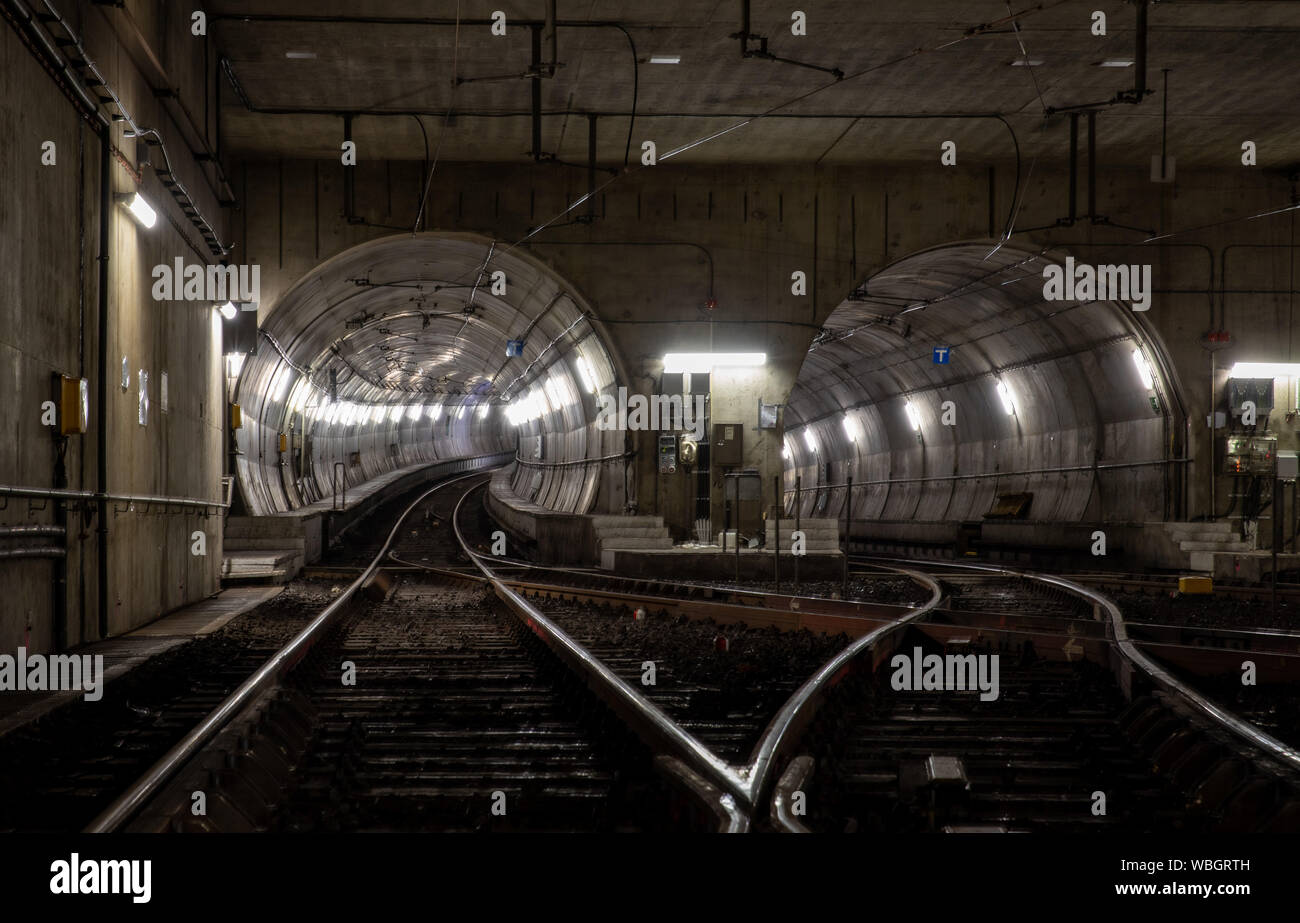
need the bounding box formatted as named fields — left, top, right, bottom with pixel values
left=788, top=556, right=1300, bottom=833
left=9, top=465, right=1298, bottom=834
left=80, top=471, right=925, bottom=832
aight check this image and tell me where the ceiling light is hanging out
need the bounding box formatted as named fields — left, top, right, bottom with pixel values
left=803, top=430, right=817, bottom=453
left=285, top=51, right=317, bottom=59
left=995, top=380, right=1016, bottom=416
left=662, top=352, right=766, bottom=373
left=1132, top=348, right=1155, bottom=390
left=117, top=192, right=157, bottom=228
left=1097, top=59, right=1133, bottom=67
left=477, top=404, right=490, bottom=419
left=217, top=301, right=237, bottom=320
left=1229, top=362, right=1300, bottom=379
left=904, top=401, right=921, bottom=432
left=1010, top=57, right=1044, bottom=67
left=782, top=442, right=790, bottom=460
left=575, top=355, right=598, bottom=394
left=407, top=404, right=422, bottom=421
left=458, top=405, right=468, bottom=419
left=842, top=414, right=858, bottom=442
left=649, top=55, right=681, bottom=64
left=428, top=404, right=443, bottom=420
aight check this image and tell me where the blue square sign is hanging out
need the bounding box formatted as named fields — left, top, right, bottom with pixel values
left=506, top=339, right=525, bottom=357
left=932, top=346, right=951, bottom=365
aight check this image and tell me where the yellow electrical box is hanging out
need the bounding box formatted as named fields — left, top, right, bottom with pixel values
left=230, top=402, right=242, bottom=430
left=60, top=376, right=88, bottom=435
left=1178, top=576, right=1213, bottom=595
left=278, top=433, right=288, bottom=453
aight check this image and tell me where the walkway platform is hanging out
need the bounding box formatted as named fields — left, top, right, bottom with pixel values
left=223, top=455, right=509, bottom=584
left=0, top=586, right=282, bottom=738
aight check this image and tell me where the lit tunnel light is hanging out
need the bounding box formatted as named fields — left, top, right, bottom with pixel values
left=1229, top=362, right=1300, bottom=379
left=803, top=429, right=818, bottom=453
left=1132, top=348, right=1155, bottom=390
left=477, top=404, right=490, bottom=419
left=995, top=380, right=1016, bottom=416
left=117, top=191, right=157, bottom=228
left=407, top=404, right=423, bottom=421
left=662, top=352, right=766, bottom=373
left=904, top=401, right=921, bottom=432
left=575, top=355, right=598, bottom=394
left=217, top=301, right=237, bottom=320
left=842, top=413, right=859, bottom=442
left=428, top=404, right=442, bottom=420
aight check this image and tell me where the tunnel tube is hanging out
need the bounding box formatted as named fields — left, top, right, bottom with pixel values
left=232, top=232, right=625, bottom=517
left=784, top=241, right=1188, bottom=528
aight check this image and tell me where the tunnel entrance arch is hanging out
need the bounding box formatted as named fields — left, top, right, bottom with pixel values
left=784, top=241, right=1189, bottom=537
left=230, top=231, right=629, bottom=517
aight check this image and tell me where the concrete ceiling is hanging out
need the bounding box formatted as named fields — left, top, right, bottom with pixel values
left=208, top=1, right=1300, bottom=168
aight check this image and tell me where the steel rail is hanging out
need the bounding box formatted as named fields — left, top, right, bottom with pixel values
left=739, top=564, right=944, bottom=813
left=859, top=555, right=1300, bottom=775
left=84, top=457, right=500, bottom=832
left=451, top=485, right=754, bottom=807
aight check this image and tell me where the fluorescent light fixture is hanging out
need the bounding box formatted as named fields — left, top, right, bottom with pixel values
left=649, top=54, right=681, bottom=64
left=389, top=405, right=404, bottom=423
left=1010, top=57, right=1044, bottom=67
left=1228, top=362, right=1300, bottom=378
left=1132, top=348, right=1155, bottom=390
left=428, top=404, right=443, bottom=420
left=904, top=401, right=921, bottom=432
left=575, top=355, right=598, bottom=394
left=545, top=376, right=572, bottom=408
left=803, top=430, right=817, bottom=453
left=662, top=352, right=766, bottom=373
left=842, top=414, right=858, bottom=442
left=370, top=405, right=386, bottom=424
left=285, top=51, right=317, bottom=59
left=995, top=380, right=1016, bottom=416
left=1098, top=59, right=1133, bottom=67
left=477, top=404, right=490, bottom=419
left=225, top=353, right=245, bottom=379
left=407, top=404, right=422, bottom=421
left=782, top=442, right=791, bottom=460
left=217, top=301, right=237, bottom=320
left=270, top=365, right=294, bottom=403
left=458, top=405, right=468, bottom=419
left=117, top=192, right=157, bottom=228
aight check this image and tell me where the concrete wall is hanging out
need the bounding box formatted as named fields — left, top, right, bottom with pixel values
left=2, top=1, right=227, bottom=651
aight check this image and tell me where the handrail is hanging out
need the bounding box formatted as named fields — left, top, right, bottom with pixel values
left=0, top=484, right=228, bottom=512
left=511, top=450, right=633, bottom=469
left=84, top=457, right=502, bottom=832
left=860, top=555, right=1300, bottom=776
left=451, top=485, right=754, bottom=807
left=783, top=457, right=1192, bottom=492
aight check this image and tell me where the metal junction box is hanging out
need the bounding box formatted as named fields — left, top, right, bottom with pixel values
left=1227, top=378, right=1274, bottom=415
left=1223, top=435, right=1277, bottom=475
left=712, top=422, right=742, bottom=467
left=658, top=434, right=678, bottom=474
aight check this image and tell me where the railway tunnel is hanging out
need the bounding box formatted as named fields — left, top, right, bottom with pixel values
left=785, top=241, right=1190, bottom=561
left=3, top=0, right=1300, bottom=870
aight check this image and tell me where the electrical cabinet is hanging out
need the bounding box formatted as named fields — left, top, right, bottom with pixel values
left=1227, top=378, right=1274, bottom=415
left=1223, top=435, right=1277, bottom=475
left=712, top=422, right=742, bottom=467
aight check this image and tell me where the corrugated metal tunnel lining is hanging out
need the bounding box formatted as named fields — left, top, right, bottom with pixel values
left=785, top=242, right=1188, bottom=525
left=233, top=231, right=624, bottom=517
